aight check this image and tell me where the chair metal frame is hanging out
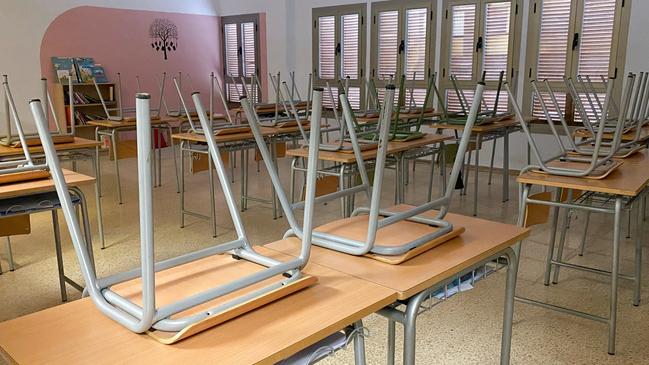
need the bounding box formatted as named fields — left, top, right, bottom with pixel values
left=249, top=83, right=486, bottom=256
left=30, top=91, right=321, bottom=334
left=507, top=73, right=634, bottom=178
left=2, top=76, right=67, bottom=146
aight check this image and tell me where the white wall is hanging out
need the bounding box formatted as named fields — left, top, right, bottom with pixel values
left=0, top=0, right=217, bottom=132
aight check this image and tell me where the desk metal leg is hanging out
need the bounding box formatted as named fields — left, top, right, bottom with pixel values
left=240, top=149, right=246, bottom=211
left=428, top=154, right=436, bottom=202
left=500, top=247, right=519, bottom=365
left=552, top=189, right=574, bottom=284
left=94, top=126, right=102, bottom=197
left=110, top=130, right=123, bottom=204
left=52, top=210, right=67, bottom=302
left=609, top=197, right=622, bottom=355
left=503, top=129, right=510, bottom=203
left=634, top=197, right=643, bottom=306
left=166, top=124, right=180, bottom=193
left=352, top=320, right=367, bottom=365
left=5, top=237, right=14, bottom=271
left=289, top=156, right=298, bottom=204
left=579, top=209, right=592, bottom=256
left=543, top=188, right=563, bottom=286
left=91, top=153, right=105, bottom=249
left=179, top=141, right=186, bottom=228
left=488, top=139, right=497, bottom=185
left=441, top=144, right=447, bottom=195
left=402, top=290, right=429, bottom=365
left=473, top=135, right=482, bottom=216
left=387, top=319, right=396, bottom=365
left=208, top=153, right=217, bottom=237
left=339, top=164, right=347, bottom=217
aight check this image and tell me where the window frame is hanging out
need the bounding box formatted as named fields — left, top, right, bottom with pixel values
left=522, top=0, right=630, bottom=122
left=439, top=0, right=522, bottom=112
left=221, top=13, right=261, bottom=103
left=312, top=3, right=367, bottom=109
left=369, top=0, right=436, bottom=107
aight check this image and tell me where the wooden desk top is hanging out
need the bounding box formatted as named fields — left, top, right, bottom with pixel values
left=574, top=125, right=649, bottom=142
left=517, top=152, right=649, bottom=196
left=88, top=117, right=177, bottom=129
left=428, top=116, right=519, bottom=133
left=0, top=169, right=95, bottom=200
left=172, top=127, right=275, bottom=144
left=0, top=137, right=99, bottom=158
left=355, top=110, right=438, bottom=125
left=286, top=133, right=452, bottom=164
left=266, top=207, right=529, bottom=300
left=0, top=247, right=396, bottom=365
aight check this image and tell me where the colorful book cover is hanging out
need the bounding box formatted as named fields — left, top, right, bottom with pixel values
left=51, top=57, right=78, bottom=83
left=74, top=57, right=96, bottom=83
left=92, top=64, right=108, bottom=83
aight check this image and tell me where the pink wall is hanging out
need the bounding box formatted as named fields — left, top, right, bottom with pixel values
left=40, top=6, right=223, bottom=114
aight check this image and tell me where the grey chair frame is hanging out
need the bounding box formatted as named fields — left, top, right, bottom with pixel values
left=30, top=90, right=321, bottom=334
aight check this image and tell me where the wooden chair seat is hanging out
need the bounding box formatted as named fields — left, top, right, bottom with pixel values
left=315, top=206, right=465, bottom=264
left=112, top=254, right=317, bottom=344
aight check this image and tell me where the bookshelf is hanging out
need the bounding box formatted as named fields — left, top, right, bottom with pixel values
left=52, top=82, right=117, bottom=140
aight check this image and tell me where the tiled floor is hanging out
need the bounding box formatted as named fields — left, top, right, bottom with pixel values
left=0, top=148, right=648, bottom=364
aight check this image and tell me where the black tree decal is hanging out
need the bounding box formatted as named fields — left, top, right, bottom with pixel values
left=149, top=18, right=178, bottom=60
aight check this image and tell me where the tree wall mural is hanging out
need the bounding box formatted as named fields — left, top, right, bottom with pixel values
left=149, top=18, right=178, bottom=60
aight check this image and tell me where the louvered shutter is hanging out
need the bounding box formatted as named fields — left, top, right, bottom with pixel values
left=449, top=4, right=476, bottom=81
left=536, top=0, right=572, bottom=81
left=482, top=1, right=511, bottom=81
left=377, top=10, right=399, bottom=79
left=404, top=8, right=428, bottom=81
left=341, top=14, right=359, bottom=80
left=222, top=15, right=260, bottom=103
left=318, top=16, right=336, bottom=81
left=576, top=0, right=616, bottom=77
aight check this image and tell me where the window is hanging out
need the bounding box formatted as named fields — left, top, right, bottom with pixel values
left=440, top=0, right=520, bottom=113
left=222, top=14, right=260, bottom=103
left=523, top=0, right=630, bottom=121
left=313, top=4, right=366, bottom=109
left=370, top=0, right=435, bottom=108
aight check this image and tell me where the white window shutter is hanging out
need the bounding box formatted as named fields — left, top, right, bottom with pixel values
left=341, top=13, right=360, bottom=80
left=404, top=8, right=428, bottom=81
left=449, top=4, right=477, bottom=81
left=577, top=0, right=616, bottom=77
left=536, top=0, right=572, bottom=81
left=377, top=10, right=399, bottom=79
left=482, top=1, right=511, bottom=81
left=318, top=16, right=336, bottom=80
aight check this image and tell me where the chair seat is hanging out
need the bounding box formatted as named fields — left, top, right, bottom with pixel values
left=0, top=191, right=80, bottom=217
left=315, top=205, right=447, bottom=248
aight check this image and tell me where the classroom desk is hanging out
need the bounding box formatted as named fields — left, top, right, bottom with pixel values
left=286, top=133, right=452, bottom=217
left=172, top=123, right=327, bottom=236
left=573, top=125, right=649, bottom=143
left=515, top=152, right=649, bottom=355
left=89, top=117, right=180, bottom=204
left=0, top=247, right=397, bottom=365
left=354, top=109, right=438, bottom=125
left=266, top=208, right=529, bottom=365
left=428, top=117, right=521, bottom=216
left=231, top=102, right=309, bottom=124
left=172, top=128, right=277, bottom=236
left=0, top=138, right=105, bottom=249
left=0, top=169, right=96, bottom=300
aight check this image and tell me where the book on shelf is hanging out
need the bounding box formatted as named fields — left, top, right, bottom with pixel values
left=66, top=91, right=103, bottom=105
left=51, top=57, right=78, bottom=83
left=92, top=64, right=108, bottom=83
left=74, top=57, right=96, bottom=83
left=73, top=110, right=106, bottom=125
